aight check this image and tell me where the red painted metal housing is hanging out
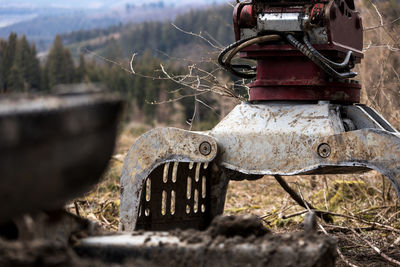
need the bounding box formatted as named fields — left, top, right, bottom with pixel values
left=242, top=45, right=361, bottom=103
left=233, top=0, right=363, bottom=104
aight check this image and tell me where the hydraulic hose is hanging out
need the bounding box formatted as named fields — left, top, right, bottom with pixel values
left=286, top=34, right=357, bottom=80
left=302, top=35, right=353, bottom=70
left=218, top=36, right=255, bottom=68
left=219, top=33, right=357, bottom=80
left=218, top=34, right=281, bottom=79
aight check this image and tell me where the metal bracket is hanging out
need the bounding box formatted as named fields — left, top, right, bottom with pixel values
left=119, top=128, right=217, bottom=231
left=317, top=129, right=400, bottom=198
left=207, top=102, right=400, bottom=199
left=120, top=103, right=400, bottom=232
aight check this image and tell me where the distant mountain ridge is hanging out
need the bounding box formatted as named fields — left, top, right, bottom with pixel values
left=63, top=4, right=234, bottom=61
left=0, top=1, right=228, bottom=51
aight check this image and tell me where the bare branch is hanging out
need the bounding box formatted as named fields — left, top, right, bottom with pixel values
left=318, top=223, right=361, bottom=267
left=304, top=209, right=400, bottom=234
left=370, top=0, right=384, bottom=28
left=171, top=23, right=222, bottom=50
left=129, top=53, right=137, bottom=74
left=196, top=98, right=221, bottom=117
left=273, top=175, right=332, bottom=222
left=145, top=91, right=208, bottom=105
left=189, top=94, right=198, bottom=131
left=348, top=225, right=400, bottom=266
left=363, top=44, right=400, bottom=52
left=364, top=14, right=400, bottom=31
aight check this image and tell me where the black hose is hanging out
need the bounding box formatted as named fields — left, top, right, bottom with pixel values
left=218, top=34, right=281, bottom=79
left=219, top=33, right=357, bottom=80
left=303, top=35, right=353, bottom=70
left=218, top=36, right=257, bottom=78
left=286, top=34, right=357, bottom=80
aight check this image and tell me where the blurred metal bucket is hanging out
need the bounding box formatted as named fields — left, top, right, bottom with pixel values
left=0, top=92, right=123, bottom=222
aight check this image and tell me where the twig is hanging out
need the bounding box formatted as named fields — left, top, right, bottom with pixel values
left=348, top=226, right=400, bottom=266
left=171, top=23, right=221, bottom=50
left=389, top=236, right=400, bottom=248
left=274, top=175, right=314, bottom=209
left=318, top=223, right=361, bottom=267
left=273, top=175, right=333, bottom=222
left=369, top=0, right=384, bottom=28
left=283, top=206, right=400, bottom=234
left=322, top=224, right=376, bottom=233
left=311, top=209, right=400, bottom=234
left=129, top=53, right=137, bottom=74
left=355, top=205, right=398, bottom=215
left=364, top=14, right=400, bottom=31
left=203, top=31, right=224, bottom=48
left=196, top=98, right=222, bottom=117
left=74, top=201, right=81, bottom=217
left=146, top=91, right=208, bottom=105
left=85, top=47, right=173, bottom=81
left=296, top=182, right=311, bottom=210
left=392, top=65, right=400, bottom=83
left=189, top=94, right=198, bottom=131
left=282, top=210, right=308, bottom=219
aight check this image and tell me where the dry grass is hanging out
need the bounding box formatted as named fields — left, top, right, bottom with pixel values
left=226, top=173, right=400, bottom=266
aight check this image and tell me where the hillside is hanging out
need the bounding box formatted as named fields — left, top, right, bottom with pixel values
left=63, top=4, right=234, bottom=60
left=0, top=1, right=227, bottom=52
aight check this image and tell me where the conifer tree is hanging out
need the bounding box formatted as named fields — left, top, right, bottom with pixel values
left=10, top=35, right=42, bottom=91
left=13, top=35, right=30, bottom=91
left=63, top=48, right=75, bottom=83
left=41, top=65, right=50, bottom=92
left=46, top=35, right=75, bottom=89
left=0, top=40, right=5, bottom=92
left=3, top=32, right=17, bottom=90
left=75, top=53, right=86, bottom=82
left=27, top=44, right=41, bottom=90
left=7, top=64, right=24, bottom=92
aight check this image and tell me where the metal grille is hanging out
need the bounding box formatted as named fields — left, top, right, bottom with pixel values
left=135, top=162, right=212, bottom=231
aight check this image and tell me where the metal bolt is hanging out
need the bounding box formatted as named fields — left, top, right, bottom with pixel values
left=199, top=141, right=212, bottom=156
left=318, top=143, right=331, bottom=158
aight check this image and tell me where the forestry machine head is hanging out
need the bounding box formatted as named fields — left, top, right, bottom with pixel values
left=120, top=0, right=400, bottom=232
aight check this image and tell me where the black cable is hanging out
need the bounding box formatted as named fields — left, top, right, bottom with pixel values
left=303, top=35, right=353, bottom=70
left=286, top=34, right=357, bottom=79
left=218, top=36, right=258, bottom=79
left=219, top=33, right=357, bottom=80
left=218, top=36, right=255, bottom=68
left=218, top=34, right=281, bottom=79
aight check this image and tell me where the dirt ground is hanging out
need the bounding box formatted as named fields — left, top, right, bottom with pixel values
left=67, top=124, right=400, bottom=267
left=76, top=215, right=336, bottom=266
left=0, top=214, right=337, bottom=267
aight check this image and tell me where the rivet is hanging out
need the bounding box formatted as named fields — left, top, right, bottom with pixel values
left=318, top=143, right=331, bottom=158
left=199, top=141, right=212, bottom=156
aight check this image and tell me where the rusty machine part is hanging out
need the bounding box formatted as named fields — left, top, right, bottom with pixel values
left=0, top=93, right=123, bottom=223
left=120, top=0, right=400, bottom=232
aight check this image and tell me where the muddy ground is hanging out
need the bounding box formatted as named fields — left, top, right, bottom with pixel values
left=0, top=214, right=337, bottom=267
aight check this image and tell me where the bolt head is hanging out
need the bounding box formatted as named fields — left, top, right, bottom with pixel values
left=199, top=141, right=212, bottom=156
left=318, top=143, right=331, bottom=158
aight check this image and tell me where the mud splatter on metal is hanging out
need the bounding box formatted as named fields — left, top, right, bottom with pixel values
left=120, top=102, right=400, bottom=232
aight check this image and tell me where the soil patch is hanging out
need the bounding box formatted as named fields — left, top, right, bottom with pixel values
left=77, top=215, right=337, bottom=267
